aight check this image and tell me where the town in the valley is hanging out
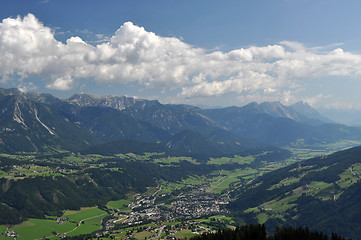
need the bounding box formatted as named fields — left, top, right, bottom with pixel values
left=100, top=182, right=233, bottom=239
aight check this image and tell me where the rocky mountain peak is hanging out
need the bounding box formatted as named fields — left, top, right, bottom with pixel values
left=290, top=101, right=333, bottom=123
left=0, top=88, right=22, bottom=96
left=67, top=93, right=163, bottom=111
left=242, top=101, right=300, bottom=120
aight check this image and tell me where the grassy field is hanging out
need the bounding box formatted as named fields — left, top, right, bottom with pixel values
left=4, top=207, right=108, bottom=240
left=193, top=215, right=233, bottom=224
left=247, top=196, right=294, bottom=224
left=8, top=218, right=76, bottom=240
left=288, top=148, right=326, bottom=160
left=181, top=176, right=205, bottom=185
left=267, top=177, right=301, bottom=190
left=0, top=225, right=10, bottom=240
left=0, top=164, right=57, bottom=179
left=154, top=156, right=198, bottom=164
left=62, top=155, right=84, bottom=164
left=207, top=168, right=258, bottom=194
left=107, top=199, right=132, bottom=211
left=264, top=194, right=298, bottom=214
left=63, top=207, right=106, bottom=223
left=66, top=213, right=107, bottom=237
left=174, top=229, right=196, bottom=239
left=208, top=175, right=240, bottom=194
left=336, top=164, right=361, bottom=189
left=288, top=140, right=361, bottom=161
left=208, top=155, right=254, bottom=165
left=307, top=181, right=334, bottom=200
left=160, top=158, right=288, bottom=195
left=159, top=175, right=209, bottom=195
left=3, top=207, right=109, bottom=240
left=133, top=230, right=153, bottom=239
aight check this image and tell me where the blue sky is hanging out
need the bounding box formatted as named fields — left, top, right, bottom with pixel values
left=1, top=0, right=361, bottom=109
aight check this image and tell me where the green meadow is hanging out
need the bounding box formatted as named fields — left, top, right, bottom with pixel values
left=9, top=218, right=76, bottom=240
left=4, top=207, right=108, bottom=240
left=107, top=199, right=132, bottom=211
left=64, top=207, right=107, bottom=223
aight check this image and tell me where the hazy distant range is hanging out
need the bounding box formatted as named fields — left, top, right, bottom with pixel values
left=318, top=108, right=361, bottom=127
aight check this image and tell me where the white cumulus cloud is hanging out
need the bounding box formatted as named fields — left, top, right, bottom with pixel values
left=0, top=13, right=59, bottom=79
left=181, top=71, right=277, bottom=98
left=46, top=76, right=74, bottom=90
left=2, top=13, right=361, bottom=108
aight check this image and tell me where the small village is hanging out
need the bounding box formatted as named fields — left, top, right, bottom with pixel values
left=102, top=182, right=232, bottom=238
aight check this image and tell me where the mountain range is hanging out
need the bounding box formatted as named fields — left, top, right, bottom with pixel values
left=1, top=88, right=361, bottom=156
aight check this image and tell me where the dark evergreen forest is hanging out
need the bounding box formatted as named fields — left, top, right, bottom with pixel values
left=192, top=225, right=349, bottom=240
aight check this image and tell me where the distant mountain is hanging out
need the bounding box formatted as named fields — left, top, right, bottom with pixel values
left=0, top=90, right=171, bottom=153
left=68, top=106, right=170, bottom=143
left=69, top=94, right=223, bottom=134
left=247, top=102, right=302, bottom=120
left=0, top=88, right=22, bottom=96
left=205, top=101, right=329, bottom=126
left=1, top=88, right=361, bottom=155
left=68, top=93, right=260, bottom=153
left=68, top=93, right=140, bottom=111
left=204, top=102, right=361, bottom=146
left=70, top=95, right=354, bottom=148
left=0, top=89, right=260, bottom=156
left=318, top=107, right=361, bottom=126
left=229, top=145, right=361, bottom=239
left=290, top=101, right=334, bottom=124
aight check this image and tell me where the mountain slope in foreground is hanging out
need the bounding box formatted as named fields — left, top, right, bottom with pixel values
left=229, top=145, right=361, bottom=239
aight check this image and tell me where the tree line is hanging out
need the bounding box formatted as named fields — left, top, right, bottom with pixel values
left=192, top=224, right=350, bottom=240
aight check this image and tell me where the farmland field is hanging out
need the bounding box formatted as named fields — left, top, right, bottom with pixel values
left=64, top=207, right=107, bottom=223
left=8, top=218, right=76, bottom=240
left=3, top=207, right=108, bottom=240
left=107, top=199, right=132, bottom=211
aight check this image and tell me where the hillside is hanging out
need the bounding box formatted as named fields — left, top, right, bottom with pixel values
left=0, top=90, right=99, bottom=152
left=229, top=145, right=361, bottom=239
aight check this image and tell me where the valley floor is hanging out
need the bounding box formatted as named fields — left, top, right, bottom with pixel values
left=1, top=140, right=360, bottom=240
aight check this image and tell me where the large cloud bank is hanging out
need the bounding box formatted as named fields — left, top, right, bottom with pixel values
left=1, top=14, right=361, bottom=100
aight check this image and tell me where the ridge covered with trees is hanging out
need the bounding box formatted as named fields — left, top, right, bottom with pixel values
left=192, top=225, right=349, bottom=240
left=229, top=145, right=361, bottom=239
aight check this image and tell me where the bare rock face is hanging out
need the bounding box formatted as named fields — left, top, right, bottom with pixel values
left=0, top=89, right=99, bottom=152
left=67, top=93, right=139, bottom=110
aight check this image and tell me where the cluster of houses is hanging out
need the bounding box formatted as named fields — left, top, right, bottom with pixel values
left=104, top=182, right=229, bottom=232
left=5, top=230, right=18, bottom=238
left=56, top=216, right=68, bottom=224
